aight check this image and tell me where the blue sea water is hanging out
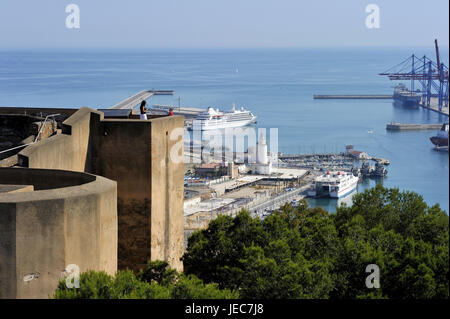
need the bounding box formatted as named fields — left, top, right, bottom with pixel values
left=0, top=48, right=448, bottom=212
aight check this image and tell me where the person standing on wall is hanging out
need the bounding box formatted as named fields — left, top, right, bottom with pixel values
left=140, top=100, right=148, bottom=120
left=169, top=108, right=174, bottom=116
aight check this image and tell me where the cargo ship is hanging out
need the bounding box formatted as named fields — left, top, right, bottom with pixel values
left=393, top=83, right=421, bottom=107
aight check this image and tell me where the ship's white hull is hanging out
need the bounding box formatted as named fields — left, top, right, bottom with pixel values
left=199, top=118, right=257, bottom=130
left=329, top=177, right=358, bottom=198
left=193, top=105, right=257, bottom=131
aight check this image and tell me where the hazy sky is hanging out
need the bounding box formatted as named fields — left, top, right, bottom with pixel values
left=0, top=0, right=448, bottom=49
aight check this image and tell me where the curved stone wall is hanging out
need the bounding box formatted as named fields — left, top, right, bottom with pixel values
left=0, top=167, right=117, bottom=299
left=0, top=167, right=96, bottom=190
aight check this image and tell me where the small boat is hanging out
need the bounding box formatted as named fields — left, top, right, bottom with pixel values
left=372, top=162, right=388, bottom=177
left=360, top=161, right=374, bottom=177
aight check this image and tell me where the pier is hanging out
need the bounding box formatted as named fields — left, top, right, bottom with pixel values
left=108, top=90, right=208, bottom=125
left=152, top=104, right=206, bottom=119
left=110, top=90, right=174, bottom=109
left=313, top=94, right=393, bottom=99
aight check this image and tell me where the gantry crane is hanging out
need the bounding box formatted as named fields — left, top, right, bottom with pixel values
left=379, top=40, right=449, bottom=110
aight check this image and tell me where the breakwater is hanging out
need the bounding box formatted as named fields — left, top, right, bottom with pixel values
left=386, top=122, right=443, bottom=131
left=313, top=94, right=393, bottom=99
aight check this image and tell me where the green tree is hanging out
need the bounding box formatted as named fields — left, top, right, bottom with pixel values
left=137, top=260, right=177, bottom=286
left=183, top=210, right=266, bottom=290
left=334, top=184, right=448, bottom=299
left=183, top=185, right=449, bottom=299
left=54, top=260, right=237, bottom=299
left=171, top=274, right=238, bottom=299
left=54, top=271, right=113, bottom=299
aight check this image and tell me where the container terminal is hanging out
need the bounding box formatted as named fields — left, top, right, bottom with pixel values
left=314, top=39, right=449, bottom=151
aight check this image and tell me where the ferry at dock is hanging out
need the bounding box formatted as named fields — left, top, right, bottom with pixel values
left=309, top=171, right=359, bottom=198
left=193, top=104, right=257, bottom=130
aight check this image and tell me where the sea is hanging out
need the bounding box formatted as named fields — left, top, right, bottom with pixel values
left=0, top=48, right=448, bottom=212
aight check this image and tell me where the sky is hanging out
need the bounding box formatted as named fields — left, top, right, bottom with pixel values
left=0, top=0, right=448, bottom=49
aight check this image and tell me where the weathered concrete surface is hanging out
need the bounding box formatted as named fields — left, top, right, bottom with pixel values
left=30, top=121, right=57, bottom=140
left=0, top=165, right=96, bottom=190
left=17, top=107, right=185, bottom=273
left=0, top=154, right=18, bottom=168
left=89, top=114, right=185, bottom=271
left=150, top=117, right=184, bottom=271
left=0, top=185, right=34, bottom=194
left=0, top=168, right=117, bottom=299
left=19, top=108, right=94, bottom=172
left=89, top=117, right=153, bottom=271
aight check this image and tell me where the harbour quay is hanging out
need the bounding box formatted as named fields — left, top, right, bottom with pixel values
left=183, top=145, right=391, bottom=240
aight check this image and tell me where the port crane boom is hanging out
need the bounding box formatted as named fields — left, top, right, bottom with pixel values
left=379, top=40, right=449, bottom=110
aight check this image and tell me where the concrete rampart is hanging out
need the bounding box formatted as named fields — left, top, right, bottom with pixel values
left=17, top=107, right=185, bottom=272
left=0, top=167, right=117, bottom=299
left=18, top=108, right=94, bottom=172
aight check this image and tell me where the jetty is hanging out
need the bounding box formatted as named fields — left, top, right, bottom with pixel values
left=313, top=94, right=393, bottom=99
left=386, top=122, right=443, bottom=131
left=110, top=90, right=174, bottom=109
left=152, top=104, right=206, bottom=119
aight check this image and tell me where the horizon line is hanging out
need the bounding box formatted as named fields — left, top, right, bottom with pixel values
left=1, top=44, right=449, bottom=51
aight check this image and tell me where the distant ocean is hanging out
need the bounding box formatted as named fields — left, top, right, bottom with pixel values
left=0, top=48, right=448, bottom=212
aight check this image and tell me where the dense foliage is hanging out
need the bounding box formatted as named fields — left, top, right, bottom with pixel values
left=183, top=185, right=449, bottom=299
left=54, top=261, right=238, bottom=299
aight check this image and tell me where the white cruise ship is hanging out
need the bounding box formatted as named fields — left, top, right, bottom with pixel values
left=310, top=171, right=359, bottom=198
left=193, top=104, right=257, bottom=130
